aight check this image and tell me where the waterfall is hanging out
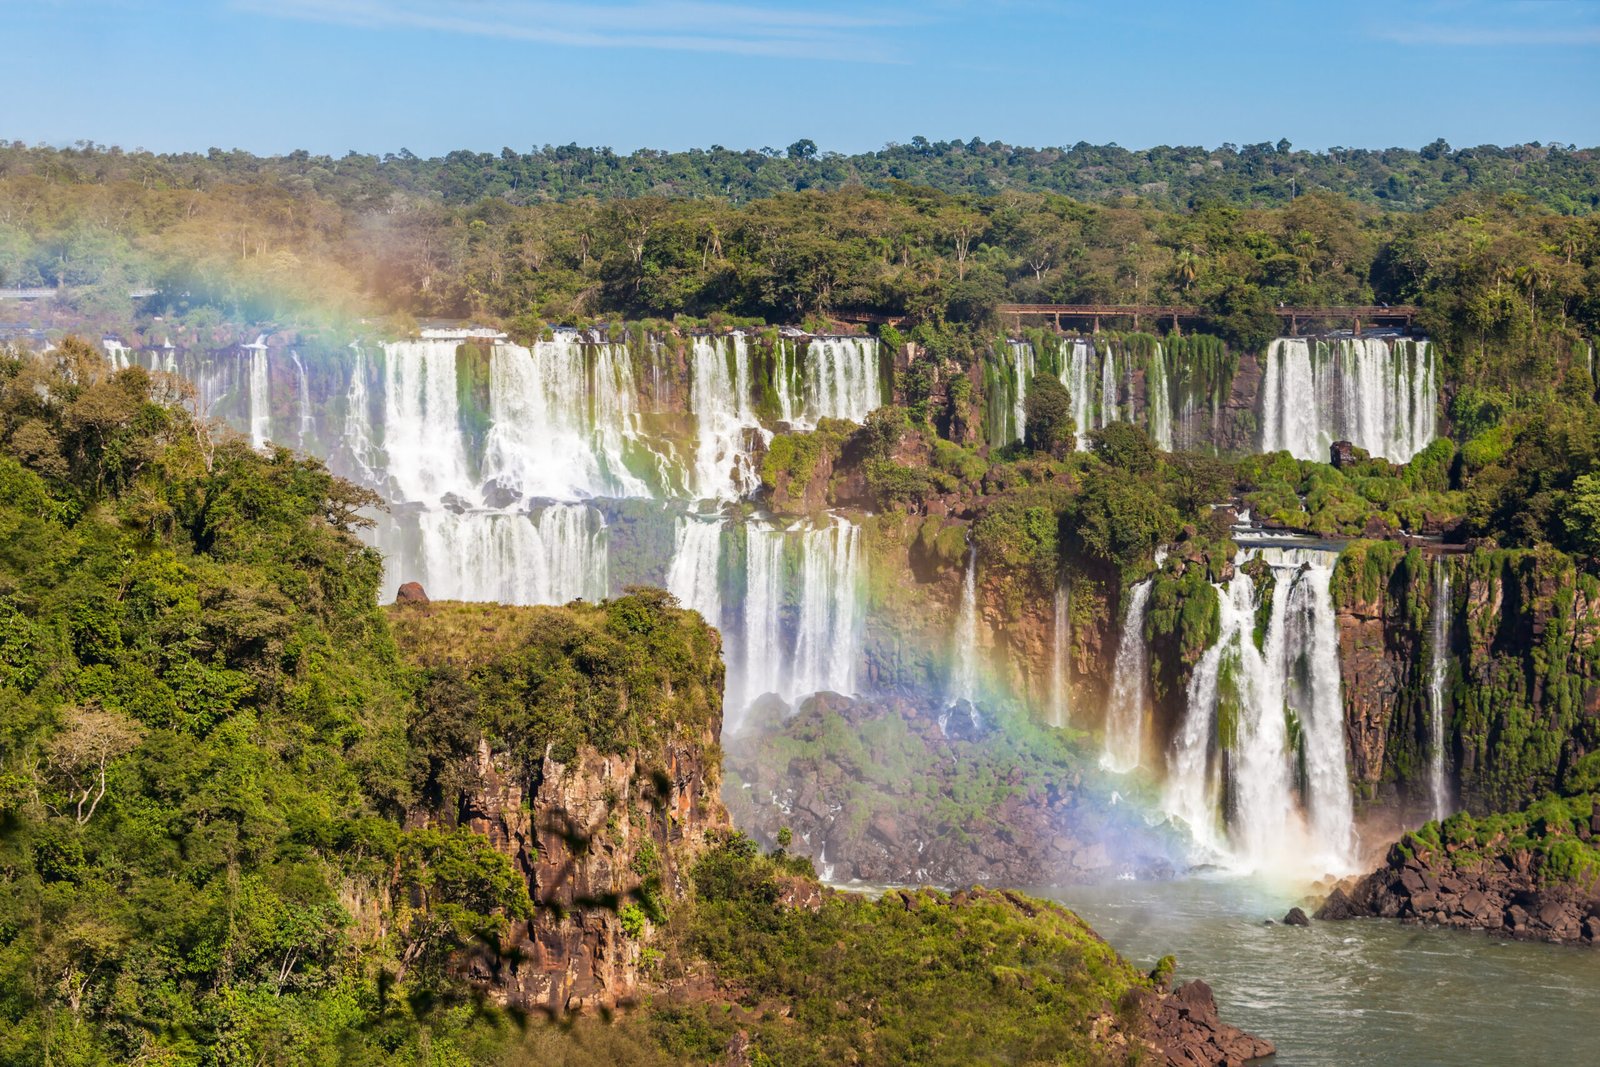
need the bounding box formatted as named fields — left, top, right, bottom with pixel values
left=291, top=351, right=313, bottom=447
left=592, top=341, right=651, bottom=496
left=949, top=544, right=979, bottom=706
left=803, top=337, right=881, bottom=425
left=691, top=334, right=762, bottom=500
left=666, top=515, right=724, bottom=628
left=791, top=517, right=862, bottom=702
left=1007, top=341, right=1034, bottom=444
left=381, top=339, right=472, bottom=505
left=1259, top=338, right=1437, bottom=462
left=732, top=515, right=862, bottom=726
left=103, top=339, right=133, bottom=369
left=1100, top=346, right=1118, bottom=427
left=246, top=336, right=271, bottom=450
left=739, top=522, right=787, bottom=720
left=1163, top=548, right=1355, bottom=874
left=342, top=343, right=379, bottom=482
left=1102, top=580, right=1153, bottom=772
left=1427, top=559, right=1453, bottom=822
left=1147, top=344, right=1173, bottom=451
left=1061, top=340, right=1095, bottom=451
left=773, top=339, right=799, bottom=425
left=1051, top=576, right=1071, bottom=728
left=481, top=336, right=641, bottom=503
left=397, top=503, right=609, bottom=605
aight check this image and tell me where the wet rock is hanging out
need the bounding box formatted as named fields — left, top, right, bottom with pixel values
left=1282, top=907, right=1310, bottom=927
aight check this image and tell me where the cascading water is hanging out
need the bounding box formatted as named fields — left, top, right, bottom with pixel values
left=1259, top=337, right=1437, bottom=462
left=732, top=515, right=864, bottom=726
left=738, top=522, right=788, bottom=719
left=790, top=517, right=863, bottom=703
left=949, top=543, right=979, bottom=706
left=1005, top=341, right=1034, bottom=444
left=342, top=343, right=379, bottom=481
left=802, top=337, right=881, bottom=425
left=691, top=334, right=763, bottom=501
left=1051, top=576, right=1071, bottom=728
left=246, top=335, right=271, bottom=450
left=1061, top=340, right=1095, bottom=450
left=1164, top=547, right=1355, bottom=874
left=291, top=352, right=313, bottom=447
left=1102, top=580, right=1153, bottom=772
left=1100, top=347, right=1118, bottom=428
left=382, top=339, right=473, bottom=504
left=1427, top=558, right=1453, bottom=822
left=394, top=503, right=608, bottom=605
left=1147, top=344, right=1173, bottom=451
left=666, top=515, right=724, bottom=628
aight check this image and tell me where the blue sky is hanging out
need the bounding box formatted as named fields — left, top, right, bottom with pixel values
left=3, top=0, right=1598, bottom=155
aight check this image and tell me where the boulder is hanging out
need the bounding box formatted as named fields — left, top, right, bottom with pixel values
left=1282, top=907, right=1310, bottom=927
left=396, top=581, right=430, bottom=605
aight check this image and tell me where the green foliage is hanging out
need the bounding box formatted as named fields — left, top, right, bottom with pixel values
left=662, top=832, right=1151, bottom=1064
left=1022, top=373, right=1074, bottom=454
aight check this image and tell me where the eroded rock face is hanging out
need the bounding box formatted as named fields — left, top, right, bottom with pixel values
left=1316, top=834, right=1600, bottom=948
left=455, top=731, right=727, bottom=1013
left=1136, top=979, right=1278, bottom=1067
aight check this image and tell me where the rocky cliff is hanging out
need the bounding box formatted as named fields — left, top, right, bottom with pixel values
left=1317, top=793, right=1600, bottom=946
left=1331, top=541, right=1600, bottom=818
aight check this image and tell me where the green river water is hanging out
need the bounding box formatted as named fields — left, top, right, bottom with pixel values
left=1042, top=876, right=1599, bottom=1066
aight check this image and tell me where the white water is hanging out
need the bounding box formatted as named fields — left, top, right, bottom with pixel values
left=291, top=352, right=313, bottom=447
left=1102, top=580, right=1153, bottom=772
left=739, top=522, right=788, bottom=721
left=1051, top=575, right=1071, bottom=728
left=246, top=336, right=271, bottom=450
left=666, top=515, right=724, bottom=628
left=791, top=517, right=863, bottom=703
left=1259, top=338, right=1437, bottom=462
left=1147, top=344, right=1173, bottom=451
left=1061, top=340, right=1095, bottom=450
left=398, top=503, right=609, bottom=605
left=1005, top=341, right=1034, bottom=444
left=1100, top=346, right=1118, bottom=427
left=1163, top=548, right=1355, bottom=875
left=1428, top=559, right=1453, bottom=822
left=949, top=544, right=979, bottom=705
left=342, top=343, right=379, bottom=481
left=691, top=334, right=763, bottom=501
left=382, top=339, right=472, bottom=505
left=803, top=337, right=881, bottom=425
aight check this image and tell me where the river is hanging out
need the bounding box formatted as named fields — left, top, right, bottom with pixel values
left=1041, top=875, right=1599, bottom=1066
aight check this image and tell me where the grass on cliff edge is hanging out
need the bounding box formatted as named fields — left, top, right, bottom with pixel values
left=644, top=832, right=1153, bottom=1067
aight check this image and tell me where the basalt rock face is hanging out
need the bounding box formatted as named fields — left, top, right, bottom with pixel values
left=1132, top=980, right=1278, bottom=1067
left=1317, top=827, right=1600, bottom=947
left=723, top=692, right=1182, bottom=887
left=1331, top=542, right=1600, bottom=818
left=455, top=733, right=727, bottom=1013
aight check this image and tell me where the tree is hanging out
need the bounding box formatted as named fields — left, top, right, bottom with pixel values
left=1023, top=374, right=1073, bottom=454
left=786, top=139, right=817, bottom=161
left=1564, top=473, right=1600, bottom=558
left=43, top=705, right=143, bottom=824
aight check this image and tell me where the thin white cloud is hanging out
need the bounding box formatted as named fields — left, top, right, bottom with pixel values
left=1373, top=23, right=1600, bottom=45
left=1369, top=0, right=1600, bottom=46
left=234, top=0, right=909, bottom=59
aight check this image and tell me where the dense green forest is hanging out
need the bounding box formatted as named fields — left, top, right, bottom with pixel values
left=2, top=143, right=1597, bottom=363
left=6, top=138, right=1598, bottom=212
